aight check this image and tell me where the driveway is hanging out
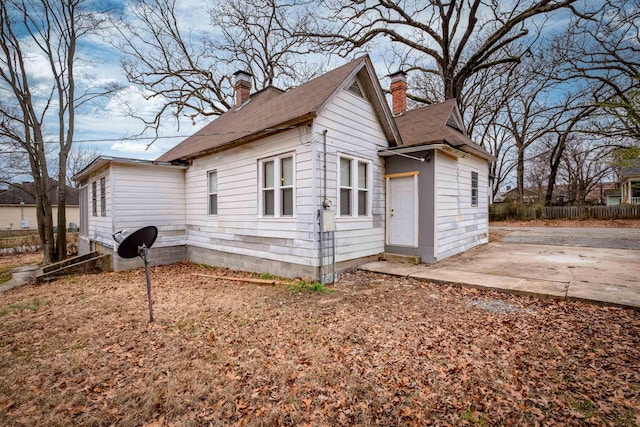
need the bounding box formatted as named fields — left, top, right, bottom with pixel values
left=492, top=226, right=640, bottom=250
left=360, top=227, right=640, bottom=309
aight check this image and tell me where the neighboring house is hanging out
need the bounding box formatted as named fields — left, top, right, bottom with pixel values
left=73, top=56, right=493, bottom=281
left=620, top=164, right=640, bottom=205
left=0, top=178, right=79, bottom=231
left=604, top=188, right=621, bottom=206
left=493, top=187, right=540, bottom=204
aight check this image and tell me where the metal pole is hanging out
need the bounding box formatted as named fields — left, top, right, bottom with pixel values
left=139, top=245, right=154, bottom=323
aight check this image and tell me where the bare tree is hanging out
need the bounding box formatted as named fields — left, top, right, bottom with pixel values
left=305, top=0, right=586, bottom=104
left=558, top=138, right=615, bottom=205
left=564, top=0, right=640, bottom=139
left=117, top=0, right=320, bottom=133
left=65, top=147, right=101, bottom=188
left=209, top=0, right=321, bottom=89
left=0, top=0, right=114, bottom=263
left=544, top=103, right=597, bottom=206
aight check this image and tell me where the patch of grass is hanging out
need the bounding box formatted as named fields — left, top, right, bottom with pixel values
left=460, top=407, right=487, bottom=426
left=259, top=273, right=276, bottom=280
left=8, top=299, right=48, bottom=312
left=570, top=399, right=596, bottom=418
left=0, top=267, right=12, bottom=284
left=610, top=409, right=636, bottom=426
left=287, top=281, right=333, bottom=294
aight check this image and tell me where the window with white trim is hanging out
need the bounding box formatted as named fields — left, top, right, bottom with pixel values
left=471, top=171, right=479, bottom=207
left=260, top=154, right=294, bottom=217
left=339, top=156, right=370, bottom=217
left=208, top=170, right=218, bottom=215
left=100, top=177, right=106, bottom=216
left=92, top=181, right=97, bottom=216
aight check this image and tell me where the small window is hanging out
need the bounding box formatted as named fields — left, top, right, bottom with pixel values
left=100, top=177, right=106, bottom=216
left=357, top=161, right=368, bottom=216
left=339, top=156, right=371, bottom=217
left=471, top=171, right=478, bottom=207
left=339, top=157, right=352, bottom=216
left=92, top=181, right=97, bottom=217
left=263, top=160, right=275, bottom=216
left=260, top=154, right=294, bottom=217
left=208, top=171, right=218, bottom=215
left=280, top=157, right=293, bottom=216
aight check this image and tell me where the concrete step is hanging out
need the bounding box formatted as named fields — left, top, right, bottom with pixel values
left=381, top=253, right=421, bottom=265
left=36, top=252, right=111, bottom=282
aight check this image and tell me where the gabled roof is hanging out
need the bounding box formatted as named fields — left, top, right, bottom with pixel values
left=0, top=178, right=79, bottom=206
left=157, top=56, right=401, bottom=162
left=393, top=99, right=494, bottom=161
left=621, top=163, right=640, bottom=179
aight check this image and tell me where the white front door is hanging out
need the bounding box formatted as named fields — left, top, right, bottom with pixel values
left=387, top=174, right=418, bottom=247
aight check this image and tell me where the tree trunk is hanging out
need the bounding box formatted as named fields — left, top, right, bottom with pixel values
left=56, top=150, right=68, bottom=261
left=517, top=147, right=525, bottom=203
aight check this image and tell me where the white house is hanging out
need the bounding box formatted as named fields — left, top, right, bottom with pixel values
left=73, top=56, right=493, bottom=281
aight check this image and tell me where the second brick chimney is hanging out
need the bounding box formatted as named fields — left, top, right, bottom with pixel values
left=233, top=70, right=253, bottom=106
left=389, top=71, right=407, bottom=115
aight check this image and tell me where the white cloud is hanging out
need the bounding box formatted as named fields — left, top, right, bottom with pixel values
left=110, top=140, right=162, bottom=154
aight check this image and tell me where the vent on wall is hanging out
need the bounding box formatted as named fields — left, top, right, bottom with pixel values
left=347, top=80, right=364, bottom=98
left=446, top=113, right=464, bottom=133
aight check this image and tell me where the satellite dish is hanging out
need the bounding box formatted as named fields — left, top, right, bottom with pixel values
left=116, top=226, right=158, bottom=259
left=113, top=225, right=159, bottom=322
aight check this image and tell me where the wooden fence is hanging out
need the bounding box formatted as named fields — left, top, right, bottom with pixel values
left=490, top=204, right=640, bottom=221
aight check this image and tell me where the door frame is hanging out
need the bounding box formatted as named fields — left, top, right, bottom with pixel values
left=385, top=171, right=419, bottom=247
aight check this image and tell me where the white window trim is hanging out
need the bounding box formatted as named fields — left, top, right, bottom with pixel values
left=337, top=155, right=372, bottom=218
left=100, top=177, right=106, bottom=217
left=258, top=152, right=296, bottom=218
left=471, top=171, right=479, bottom=207
left=91, top=181, right=97, bottom=217
left=207, top=170, right=218, bottom=216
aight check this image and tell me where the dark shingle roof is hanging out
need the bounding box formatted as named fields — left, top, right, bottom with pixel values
left=394, top=99, right=494, bottom=160
left=0, top=178, right=79, bottom=206
left=157, top=57, right=371, bottom=162
left=621, top=164, right=640, bottom=178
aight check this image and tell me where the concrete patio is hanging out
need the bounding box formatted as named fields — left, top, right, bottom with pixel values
left=359, top=228, right=640, bottom=309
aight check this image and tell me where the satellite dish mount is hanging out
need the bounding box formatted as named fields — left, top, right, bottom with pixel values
left=113, top=226, right=158, bottom=322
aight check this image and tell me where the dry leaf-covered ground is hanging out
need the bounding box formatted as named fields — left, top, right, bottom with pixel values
left=0, top=260, right=639, bottom=426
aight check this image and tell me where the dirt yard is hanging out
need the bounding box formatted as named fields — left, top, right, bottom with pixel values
left=0, top=260, right=639, bottom=426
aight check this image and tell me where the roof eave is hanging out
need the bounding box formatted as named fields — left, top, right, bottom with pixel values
left=72, top=156, right=188, bottom=183
left=170, top=113, right=317, bottom=162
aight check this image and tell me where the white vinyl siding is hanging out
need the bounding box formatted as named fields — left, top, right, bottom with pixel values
left=111, top=164, right=186, bottom=249
left=185, top=129, right=316, bottom=270
left=434, top=152, right=489, bottom=261
left=313, top=84, right=388, bottom=263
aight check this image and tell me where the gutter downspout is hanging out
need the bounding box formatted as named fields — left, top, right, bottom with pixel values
left=322, top=130, right=329, bottom=209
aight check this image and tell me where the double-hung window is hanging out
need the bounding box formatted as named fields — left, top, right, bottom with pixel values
left=339, top=156, right=370, bottom=217
left=260, top=154, right=294, bottom=217
left=208, top=171, right=218, bottom=215
left=92, top=181, right=97, bottom=217
left=471, top=171, right=479, bottom=207
left=100, top=177, right=106, bottom=216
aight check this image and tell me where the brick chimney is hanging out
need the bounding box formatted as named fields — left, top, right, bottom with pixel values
left=233, top=70, right=253, bottom=106
left=389, top=71, right=407, bottom=115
